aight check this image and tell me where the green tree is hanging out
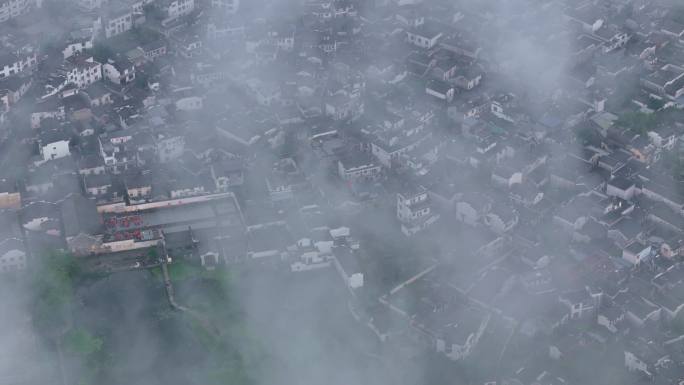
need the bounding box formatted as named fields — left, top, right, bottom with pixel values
left=31, top=252, right=80, bottom=334
left=575, top=125, right=598, bottom=145
left=89, top=44, right=115, bottom=63
left=64, top=329, right=103, bottom=356
left=615, top=111, right=660, bottom=135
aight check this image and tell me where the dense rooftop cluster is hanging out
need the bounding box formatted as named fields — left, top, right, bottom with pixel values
left=2, top=0, right=684, bottom=383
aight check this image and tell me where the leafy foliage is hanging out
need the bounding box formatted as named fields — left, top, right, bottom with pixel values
left=31, top=252, right=80, bottom=334
left=64, top=329, right=103, bottom=356
left=615, top=111, right=660, bottom=135
left=89, top=43, right=115, bottom=63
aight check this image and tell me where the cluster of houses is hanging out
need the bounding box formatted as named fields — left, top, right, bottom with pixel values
left=0, top=0, right=366, bottom=289
left=3, top=0, right=684, bottom=382
left=356, top=1, right=684, bottom=384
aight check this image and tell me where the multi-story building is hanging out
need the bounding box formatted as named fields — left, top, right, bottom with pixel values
left=0, top=0, right=32, bottom=23
left=162, top=0, right=194, bottom=21
left=62, top=30, right=95, bottom=59
left=0, top=51, right=37, bottom=79
left=75, top=0, right=106, bottom=12
left=62, top=54, right=102, bottom=89
left=397, top=186, right=439, bottom=236
left=211, top=0, right=238, bottom=14
left=99, top=6, right=134, bottom=38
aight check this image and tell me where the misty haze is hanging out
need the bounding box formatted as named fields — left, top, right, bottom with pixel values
left=2, top=0, right=684, bottom=384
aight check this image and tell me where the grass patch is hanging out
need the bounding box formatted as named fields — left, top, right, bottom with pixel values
left=167, top=261, right=204, bottom=281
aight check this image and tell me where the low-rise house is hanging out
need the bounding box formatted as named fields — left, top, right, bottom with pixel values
left=83, top=173, right=113, bottom=197
left=595, top=24, right=631, bottom=53
left=425, top=79, right=454, bottom=102
left=430, top=54, right=461, bottom=81
left=265, top=158, right=307, bottom=202
left=640, top=180, right=684, bottom=212
left=510, top=182, right=544, bottom=207
left=168, top=170, right=209, bottom=199
left=60, top=193, right=103, bottom=256
left=624, top=294, right=661, bottom=328
left=370, top=124, right=432, bottom=168
left=559, top=289, right=596, bottom=320
left=491, top=165, right=523, bottom=188
left=78, top=154, right=106, bottom=176
left=123, top=171, right=153, bottom=203
left=382, top=270, right=489, bottom=361
left=520, top=268, right=555, bottom=295
left=266, top=25, right=295, bottom=51
left=0, top=208, right=25, bottom=272
left=597, top=304, right=625, bottom=333
left=39, top=129, right=71, bottom=162
left=245, top=77, right=281, bottom=107
left=141, top=39, right=168, bottom=61
left=0, top=178, right=20, bottom=209
left=646, top=202, right=684, bottom=233
left=170, top=28, right=203, bottom=56
left=25, top=164, right=56, bottom=196
left=246, top=221, right=293, bottom=259
left=453, top=67, right=483, bottom=90
left=553, top=192, right=605, bottom=231
left=641, top=66, right=684, bottom=99
left=0, top=237, right=26, bottom=272
left=406, top=22, right=443, bottom=49
left=624, top=341, right=669, bottom=378
left=606, top=175, right=637, bottom=201
left=622, top=241, right=653, bottom=266
left=325, top=89, right=364, bottom=121
left=102, top=57, right=136, bottom=85
left=564, top=2, right=604, bottom=32
left=207, top=17, right=245, bottom=40
left=607, top=216, right=643, bottom=248
left=210, top=159, right=244, bottom=190
left=75, top=0, right=106, bottom=11
left=456, top=192, right=491, bottom=226
left=648, top=129, right=677, bottom=150
left=484, top=202, right=518, bottom=234
left=439, top=35, right=481, bottom=59
left=31, top=97, right=66, bottom=129
left=554, top=204, right=588, bottom=231
left=0, top=75, right=33, bottom=109
left=432, top=307, right=490, bottom=361
left=20, top=201, right=61, bottom=234
left=174, top=93, right=203, bottom=111
left=290, top=237, right=333, bottom=273
left=84, top=82, right=113, bottom=107
left=337, top=152, right=382, bottom=182
left=155, top=133, right=185, bottom=163
left=332, top=246, right=364, bottom=290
